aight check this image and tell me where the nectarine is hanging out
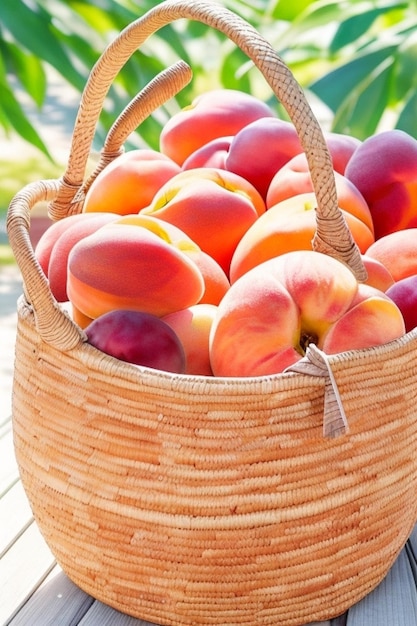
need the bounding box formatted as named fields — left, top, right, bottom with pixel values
left=86, top=309, right=186, bottom=373
left=345, top=129, right=417, bottom=239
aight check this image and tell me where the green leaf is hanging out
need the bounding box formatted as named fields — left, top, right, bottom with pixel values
left=396, top=90, right=417, bottom=138
left=331, top=58, right=393, bottom=138
left=0, top=0, right=87, bottom=91
left=0, top=81, right=53, bottom=159
left=1, top=41, right=47, bottom=107
left=269, top=0, right=316, bottom=21
left=220, top=48, right=252, bottom=92
left=310, top=44, right=397, bottom=112
left=330, top=3, right=409, bottom=53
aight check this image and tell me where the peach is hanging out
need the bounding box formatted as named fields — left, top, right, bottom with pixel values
left=210, top=250, right=404, bottom=376
left=229, top=192, right=375, bottom=283
left=140, top=168, right=265, bottom=275
left=35, top=212, right=102, bottom=276
left=82, top=149, right=181, bottom=215
left=225, top=117, right=303, bottom=199
left=159, top=89, right=274, bottom=166
left=182, top=136, right=232, bottom=170
left=210, top=251, right=405, bottom=377
left=365, top=229, right=417, bottom=281
left=67, top=221, right=204, bottom=320
left=266, top=153, right=374, bottom=234
left=47, top=212, right=118, bottom=302
left=184, top=249, right=230, bottom=305
left=321, top=284, right=405, bottom=353
left=324, top=131, right=362, bottom=174
left=85, top=309, right=186, bottom=373
left=111, top=214, right=230, bottom=305
left=211, top=251, right=356, bottom=376
left=162, top=303, right=218, bottom=376
left=344, top=129, right=417, bottom=239
left=361, top=255, right=395, bottom=292
left=386, top=275, right=417, bottom=333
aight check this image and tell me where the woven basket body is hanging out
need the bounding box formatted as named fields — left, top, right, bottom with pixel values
left=7, top=1, right=417, bottom=625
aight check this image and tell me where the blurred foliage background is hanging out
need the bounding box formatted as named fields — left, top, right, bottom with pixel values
left=1, top=0, right=416, bottom=159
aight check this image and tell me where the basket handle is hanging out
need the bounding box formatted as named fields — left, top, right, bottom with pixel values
left=7, top=0, right=366, bottom=351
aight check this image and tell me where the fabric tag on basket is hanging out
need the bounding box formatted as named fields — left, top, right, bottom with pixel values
left=285, top=344, right=349, bottom=438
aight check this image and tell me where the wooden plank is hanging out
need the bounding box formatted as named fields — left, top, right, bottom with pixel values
left=346, top=547, right=417, bottom=625
left=0, top=479, right=33, bottom=557
left=79, top=601, right=158, bottom=625
left=0, top=520, right=56, bottom=625
left=7, top=566, right=95, bottom=626
left=0, top=418, right=19, bottom=496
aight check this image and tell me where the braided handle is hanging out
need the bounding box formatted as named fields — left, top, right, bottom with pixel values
left=7, top=0, right=366, bottom=351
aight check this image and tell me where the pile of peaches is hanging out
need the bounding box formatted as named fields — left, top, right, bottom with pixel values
left=35, top=89, right=417, bottom=377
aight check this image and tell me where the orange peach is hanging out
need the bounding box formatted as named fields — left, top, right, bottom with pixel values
left=184, top=249, right=230, bottom=305
left=162, top=303, right=218, bottom=376
left=229, top=192, right=374, bottom=283
left=361, top=255, right=394, bottom=292
left=82, top=149, right=181, bottom=215
left=345, top=129, right=417, bottom=238
left=140, top=168, right=265, bottom=275
left=365, top=228, right=417, bottom=282
left=225, top=117, right=303, bottom=199
left=159, top=89, right=274, bottom=166
left=266, top=152, right=374, bottom=234
left=67, top=221, right=204, bottom=320
left=210, top=250, right=404, bottom=377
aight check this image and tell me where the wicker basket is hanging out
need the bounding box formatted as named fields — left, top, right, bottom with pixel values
left=7, top=1, right=417, bottom=625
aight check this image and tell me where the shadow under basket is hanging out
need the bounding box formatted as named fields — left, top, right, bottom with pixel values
left=7, top=1, right=417, bottom=625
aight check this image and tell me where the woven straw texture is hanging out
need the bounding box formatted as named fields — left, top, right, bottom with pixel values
left=7, top=1, right=417, bottom=625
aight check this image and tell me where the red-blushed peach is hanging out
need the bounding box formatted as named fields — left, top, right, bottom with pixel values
left=82, top=149, right=181, bottom=215
left=47, top=212, right=118, bottom=302
left=140, top=168, right=265, bottom=275
left=324, top=131, right=362, bottom=174
left=225, top=117, right=303, bottom=199
left=321, top=284, right=405, bottom=353
left=162, top=303, right=218, bottom=376
left=344, top=129, right=417, bottom=239
left=35, top=213, right=102, bottom=276
left=111, top=214, right=230, bottom=305
left=67, top=221, right=204, bottom=320
left=229, top=192, right=374, bottom=283
left=365, top=229, right=417, bottom=282
left=210, top=250, right=404, bottom=377
left=361, top=255, right=395, bottom=292
left=85, top=309, right=186, bottom=373
left=386, top=275, right=417, bottom=333
left=210, top=270, right=300, bottom=377
left=266, top=153, right=374, bottom=235
left=182, top=136, right=232, bottom=170
left=159, top=89, right=274, bottom=166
